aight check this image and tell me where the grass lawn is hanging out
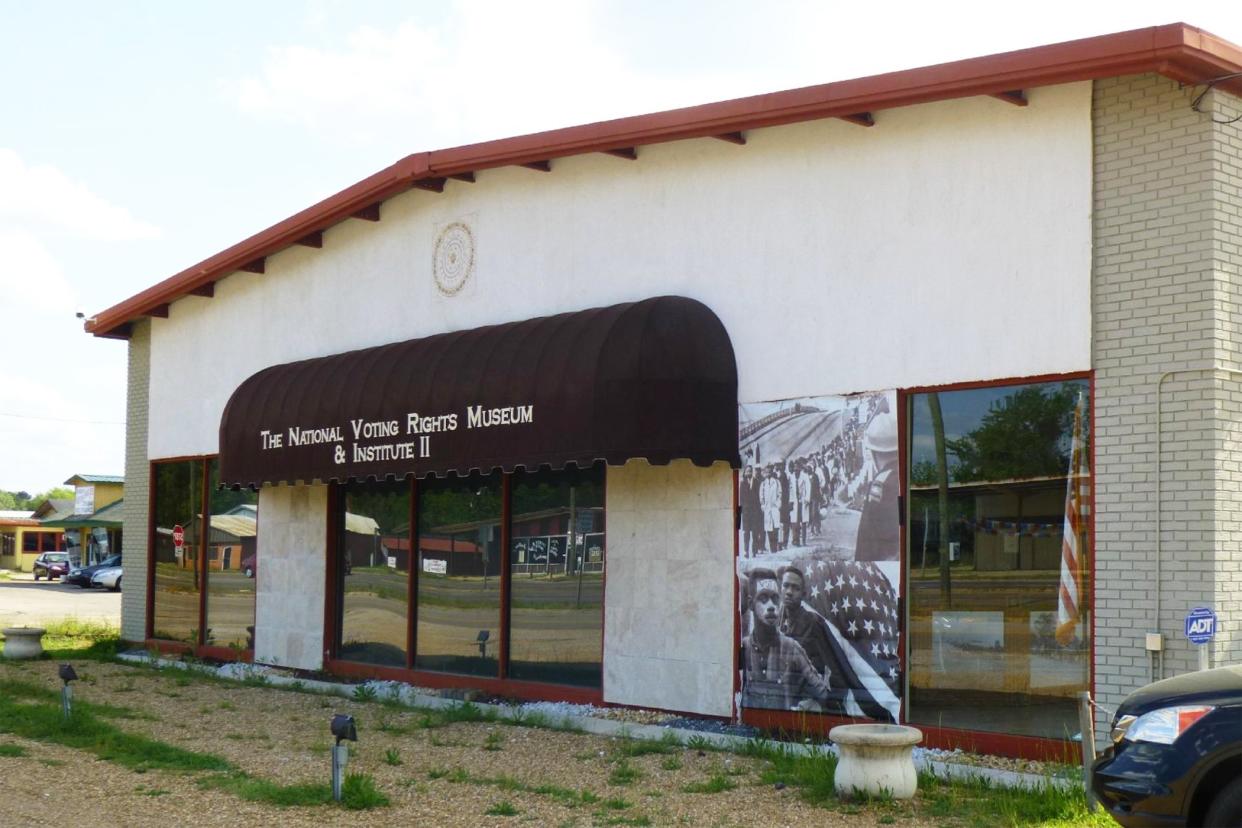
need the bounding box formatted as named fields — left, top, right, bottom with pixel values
left=0, top=623, right=1113, bottom=827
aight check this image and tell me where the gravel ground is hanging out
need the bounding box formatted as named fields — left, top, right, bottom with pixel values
left=0, top=660, right=943, bottom=828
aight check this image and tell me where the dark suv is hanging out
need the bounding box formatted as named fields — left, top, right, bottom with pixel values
left=32, top=552, right=71, bottom=581
left=1093, top=665, right=1241, bottom=827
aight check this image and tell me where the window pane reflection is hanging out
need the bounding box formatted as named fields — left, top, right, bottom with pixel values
left=906, top=380, right=1090, bottom=739
left=510, top=464, right=604, bottom=687
left=339, top=481, right=410, bottom=668
left=416, top=473, right=501, bottom=677
left=152, top=460, right=203, bottom=644
left=205, top=460, right=258, bottom=650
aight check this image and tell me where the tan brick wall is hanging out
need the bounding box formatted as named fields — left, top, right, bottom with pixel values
left=1093, top=75, right=1242, bottom=735
left=1210, top=87, right=1242, bottom=675
left=121, top=320, right=150, bottom=643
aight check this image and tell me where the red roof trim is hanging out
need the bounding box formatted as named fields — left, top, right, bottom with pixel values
left=86, top=23, right=1242, bottom=338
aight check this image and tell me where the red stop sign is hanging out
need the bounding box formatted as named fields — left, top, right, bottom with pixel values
left=172, top=524, right=185, bottom=549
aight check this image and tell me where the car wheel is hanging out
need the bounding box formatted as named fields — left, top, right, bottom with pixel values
left=111, top=577, right=122, bottom=592
left=33, top=571, right=40, bottom=581
left=1205, top=777, right=1242, bottom=827
left=244, top=567, right=254, bottom=579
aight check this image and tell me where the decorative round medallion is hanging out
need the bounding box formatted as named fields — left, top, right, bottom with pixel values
left=433, top=221, right=475, bottom=296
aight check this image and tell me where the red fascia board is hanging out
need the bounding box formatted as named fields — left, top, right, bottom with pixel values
left=85, top=153, right=432, bottom=337
left=86, top=23, right=1242, bottom=338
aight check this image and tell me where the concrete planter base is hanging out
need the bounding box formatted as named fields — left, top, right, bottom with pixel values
left=2, top=626, right=47, bottom=660
left=830, top=723, right=923, bottom=799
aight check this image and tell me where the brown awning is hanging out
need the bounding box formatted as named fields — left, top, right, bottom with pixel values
left=219, top=296, right=738, bottom=487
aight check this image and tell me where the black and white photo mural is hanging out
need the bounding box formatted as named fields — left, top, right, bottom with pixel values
left=736, top=391, right=902, bottom=721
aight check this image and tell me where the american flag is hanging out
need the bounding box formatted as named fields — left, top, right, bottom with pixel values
left=800, top=557, right=901, bottom=722
left=1056, top=391, right=1088, bottom=647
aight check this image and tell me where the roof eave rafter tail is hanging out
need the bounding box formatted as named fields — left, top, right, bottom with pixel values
left=838, top=112, right=875, bottom=126
left=991, top=89, right=1028, bottom=106
left=412, top=178, right=447, bottom=192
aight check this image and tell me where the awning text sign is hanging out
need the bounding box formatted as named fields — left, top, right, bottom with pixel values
left=257, top=405, right=535, bottom=472
left=218, top=297, right=740, bottom=487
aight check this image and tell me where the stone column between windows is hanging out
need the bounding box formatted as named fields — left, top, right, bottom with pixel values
left=121, top=320, right=150, bottom=643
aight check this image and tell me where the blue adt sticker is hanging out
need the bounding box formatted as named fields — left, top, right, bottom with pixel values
left=1185, top=607, right=1217, bottom=645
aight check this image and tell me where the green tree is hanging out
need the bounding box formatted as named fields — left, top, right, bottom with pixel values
left=0, top=491, right=17, bottom=510
left=946, top=384, right=1083, bottom=483
left=28, top=487, right=73, bottom=508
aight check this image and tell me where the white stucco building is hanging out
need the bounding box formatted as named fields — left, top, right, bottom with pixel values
left=89, top=23, right=1242, bottom=758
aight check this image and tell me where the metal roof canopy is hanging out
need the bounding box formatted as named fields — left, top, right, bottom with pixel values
left=218, top=296, right=739, bottom=488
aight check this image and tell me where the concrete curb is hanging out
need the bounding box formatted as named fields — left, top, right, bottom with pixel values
left=116, top=651, right=1076, bottom=792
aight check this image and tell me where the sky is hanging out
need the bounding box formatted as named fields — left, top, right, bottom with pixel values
left=2, top=0, right=1241, bottom=494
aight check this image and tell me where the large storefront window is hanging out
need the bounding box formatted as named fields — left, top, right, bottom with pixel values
left=338, top=481, right=411, bottom=667
left=205, top=460, right=258, bottom=650
left=152, top=459, right=204, bottom=644
left=906, top=378, right=1091, bottom=739
left=152, top=457, right=258, bottom=653
left=330, top=465, right=605, bottom=688
left=510, top=465, right=605, bottom=687
left=415, top=473, right=502, bottom=677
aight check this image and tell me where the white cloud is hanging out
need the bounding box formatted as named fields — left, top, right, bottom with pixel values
left=0, top=148, right=160, bottom=241
left=0, top=230, right=77, bottom=313
left=226, top=0, right=750, bottom=149
left=0, top=229, right=126, bottom=491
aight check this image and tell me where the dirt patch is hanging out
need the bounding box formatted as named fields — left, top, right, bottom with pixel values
left=0, top=659, right=938, bottom=827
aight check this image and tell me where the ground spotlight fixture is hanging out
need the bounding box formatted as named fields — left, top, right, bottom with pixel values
left=329, top=714, right=356, bottom=802
left=331, top=713, right=356, bottom=744
left=59, top=663, right=78, bottom=719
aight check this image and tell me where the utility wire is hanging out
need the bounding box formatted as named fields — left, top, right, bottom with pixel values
left=1190, top=71, right=1242, bottom=124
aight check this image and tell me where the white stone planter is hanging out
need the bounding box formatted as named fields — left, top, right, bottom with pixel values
left=830, top=723, right=923, bottom=800
left=2, top=626, right=47, bottom=660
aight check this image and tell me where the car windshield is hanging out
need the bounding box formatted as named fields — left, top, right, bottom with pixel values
left=101, top=555, right=121, bottom=567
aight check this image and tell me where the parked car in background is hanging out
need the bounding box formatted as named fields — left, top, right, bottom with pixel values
left=1092, top=664, right=1242, bottom=827
left=65, top=554, right=122, bottom=588
left=32, top=552, right=71, bottom=581
left=90, top=566, right=122, bottom=592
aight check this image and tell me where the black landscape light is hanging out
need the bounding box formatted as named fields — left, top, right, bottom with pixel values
left=331, top=713, right=357, bottom=744
left=59, top=663, right=78, bottom=719
left=476, top=629, right=490, bottom=658
left=330, top=714, right=357, bottom=801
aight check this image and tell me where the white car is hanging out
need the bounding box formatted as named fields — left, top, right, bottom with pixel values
left=90, top=566, right=123, bottom=591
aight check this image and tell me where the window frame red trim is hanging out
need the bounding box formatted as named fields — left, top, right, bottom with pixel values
left=897, top=369, right=1094, bottom=751
left=329, top=464, right=608, bottom=697
left=145, top=454, right=255, bottom=662
left=732, top=371, right=1095, bottom=757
